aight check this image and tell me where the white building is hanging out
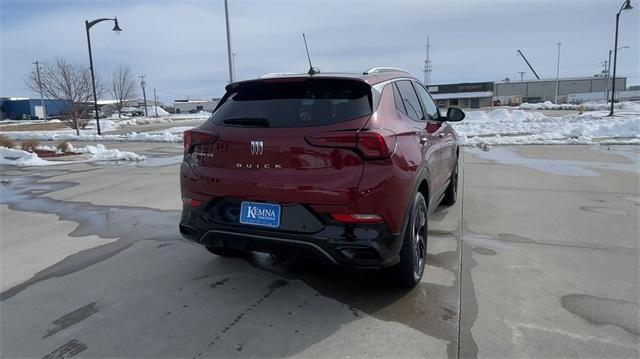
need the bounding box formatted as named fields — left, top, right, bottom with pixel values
left=173, top=99, right=220, bottom=113
left=97, top=98, right=162, bottom=116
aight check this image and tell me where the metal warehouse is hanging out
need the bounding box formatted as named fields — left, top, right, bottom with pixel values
left=173, top=99, right=220, bottom=113
left=428, top=76, right=628, bottom=108
left=494, top=76, right=626, bottom=105
left=0, top=98, right=72, bottom=120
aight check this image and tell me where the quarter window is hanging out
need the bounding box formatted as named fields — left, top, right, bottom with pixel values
left=413, top=82, right=441, bottom=121
left=395, top=80, right=424, bottom=122
left=392, top=83, right=407, bottom=115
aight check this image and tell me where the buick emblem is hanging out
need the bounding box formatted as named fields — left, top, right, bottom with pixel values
left=250, top=141, right=264, bottom=155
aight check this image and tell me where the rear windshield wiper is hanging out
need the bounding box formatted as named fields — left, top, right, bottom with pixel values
left=223, top=117, right=270, bottom=127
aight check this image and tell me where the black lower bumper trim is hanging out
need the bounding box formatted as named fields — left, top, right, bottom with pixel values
left=200, top=229, right=339, bottom=265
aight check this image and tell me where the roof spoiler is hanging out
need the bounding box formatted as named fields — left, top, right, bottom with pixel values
left=259, top=72, right=300, bottom=79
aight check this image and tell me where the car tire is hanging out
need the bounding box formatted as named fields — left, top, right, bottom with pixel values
left=394, top=192, right=428, bottom=288
left=205, top=246, right=244, bottom=257
left=441, top=159, right=458, bottom=206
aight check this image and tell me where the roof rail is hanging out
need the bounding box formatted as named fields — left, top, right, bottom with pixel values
left=259, top=72, right=300, bottom=79
left=363, top=67, right=411, bottom=75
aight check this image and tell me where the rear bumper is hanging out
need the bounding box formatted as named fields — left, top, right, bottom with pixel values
left=179, top=202, right=403, bottom=268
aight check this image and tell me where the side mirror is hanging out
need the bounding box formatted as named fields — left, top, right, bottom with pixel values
left=446, top=107, right=465, bottom=122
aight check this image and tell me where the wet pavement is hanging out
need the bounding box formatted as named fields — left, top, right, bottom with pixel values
left=0, top=144, right=638, bottom=358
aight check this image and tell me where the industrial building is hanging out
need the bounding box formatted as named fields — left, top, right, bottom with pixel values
left=428, top=82, right=494, bottom=109
left=493, top=76, right=626, bottom=105
left=0, top=97, right=72, bottom=120
left=428, top=76, right=628, bottom=108
left=173, top=99, right=220, bottom=113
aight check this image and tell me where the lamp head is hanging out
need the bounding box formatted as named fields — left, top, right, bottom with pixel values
left=623, top=0, right=633, bottom=10
left=112, top=17, right=122, bottom=34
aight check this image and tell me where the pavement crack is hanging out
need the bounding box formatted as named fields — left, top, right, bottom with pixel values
left=192, top=279, right=289, bottom=358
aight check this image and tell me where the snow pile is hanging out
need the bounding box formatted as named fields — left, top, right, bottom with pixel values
left=0, top=144, right=144, bottom=167
left=75, top=144, right=145, bottom=161
left=142, top=106, right=170, bottom=117
left=157, top=126, right=192, bottom=134
left=1, top=129, right=183, bottom=142
left=120, top=131, right=183, bottom=142
left=35, top=144, right=60, bottom=152
left=104, top=117, right=174, bottom=129
left=0, top=147, right=52, bottom=166
left=564, top=117, right=640, bottom=139
left=518, top=101, right=640, bottom=112
left=618, top=102, right=640, bottom=112
left=518, top=101, right=580, bottom=110
left=452, top=109, right=640, bottom=146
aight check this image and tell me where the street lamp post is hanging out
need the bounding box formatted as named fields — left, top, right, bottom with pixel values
left=224, top=0, right=234, bottom=83
left=609, top=0, right=633, bottom=116
left=85, top=17, right=121, bottom=135
left=606, top=46, right=629, bottom=102
left=555, top=42, right=561, bottom=104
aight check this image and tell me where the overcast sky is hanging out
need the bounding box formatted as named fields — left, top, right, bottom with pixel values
left=1, top=0, right=638, bottom=103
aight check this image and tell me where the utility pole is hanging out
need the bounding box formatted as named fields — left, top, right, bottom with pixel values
left=32, top=60, right=46, bottom=120
left=423, top=36, right=432, bottom=86
left=139, top=74, right=148, bottom=117
left=607, top=50, right=613, bottom=102
left=153, top=88, right=158, bottom=118
left=224, top=0, right=234, bottom=83
left=518, top=71, right=526, bottom=102
left=603, top=60, right=609, bottom=101
left=555, top=42, right=561, bottom=104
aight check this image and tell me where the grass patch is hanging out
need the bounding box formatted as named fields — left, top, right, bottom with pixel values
left=0, top=134, right=16, bottom=148
left=56, top=141, right=73, bottom=153
left=21, top=139, right=40, bottom=152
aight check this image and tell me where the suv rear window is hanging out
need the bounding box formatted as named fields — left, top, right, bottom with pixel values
left=211, top=78, right=373, bottom=128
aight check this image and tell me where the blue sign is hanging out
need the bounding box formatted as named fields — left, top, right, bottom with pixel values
left=239, top=201, right=281, bottom=228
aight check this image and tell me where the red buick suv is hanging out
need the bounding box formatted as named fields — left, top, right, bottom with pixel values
left=179, top=67, right=464, bottom=287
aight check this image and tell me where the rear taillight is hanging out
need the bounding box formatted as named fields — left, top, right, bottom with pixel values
left=182, top=197, right=203, bottom=207
left=356, top=131, right=394, bottom=158
left=183, top=129, right=218, bottom=154
left=330, top=213, right=384, bottom=223
left=305, top=129, right=396, bottom=159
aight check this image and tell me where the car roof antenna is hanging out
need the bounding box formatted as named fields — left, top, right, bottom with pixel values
left=303, top=33, right=320, bottom=76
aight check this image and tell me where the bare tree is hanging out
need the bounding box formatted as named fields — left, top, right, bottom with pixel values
left=26, top=57, right=104, bottom=135
left=110, top=65, right=136, bottom=119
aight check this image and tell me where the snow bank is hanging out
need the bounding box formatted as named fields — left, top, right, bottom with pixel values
left=0, top=147, right=53, bottom=166
left=1, top=129, right=183, bottom=143
left=143, top=106, right=170, bottom=116
left=453, top=109, right=640, bottom=146
left=101, top=117, right=174, bottom=131
left=76, top=144, right=145, bottom=161
left=0, top=144, right=144, bottom=167
left=518, top=101, right=640, bottom=112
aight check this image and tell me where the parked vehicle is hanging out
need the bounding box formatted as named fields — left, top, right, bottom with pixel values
left=179, top=67, right=464, bottom=287
left=86, top=110, right=107, bottom=119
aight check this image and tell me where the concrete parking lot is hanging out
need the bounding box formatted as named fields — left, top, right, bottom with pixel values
left=1, top=143, right=638, bottom=358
